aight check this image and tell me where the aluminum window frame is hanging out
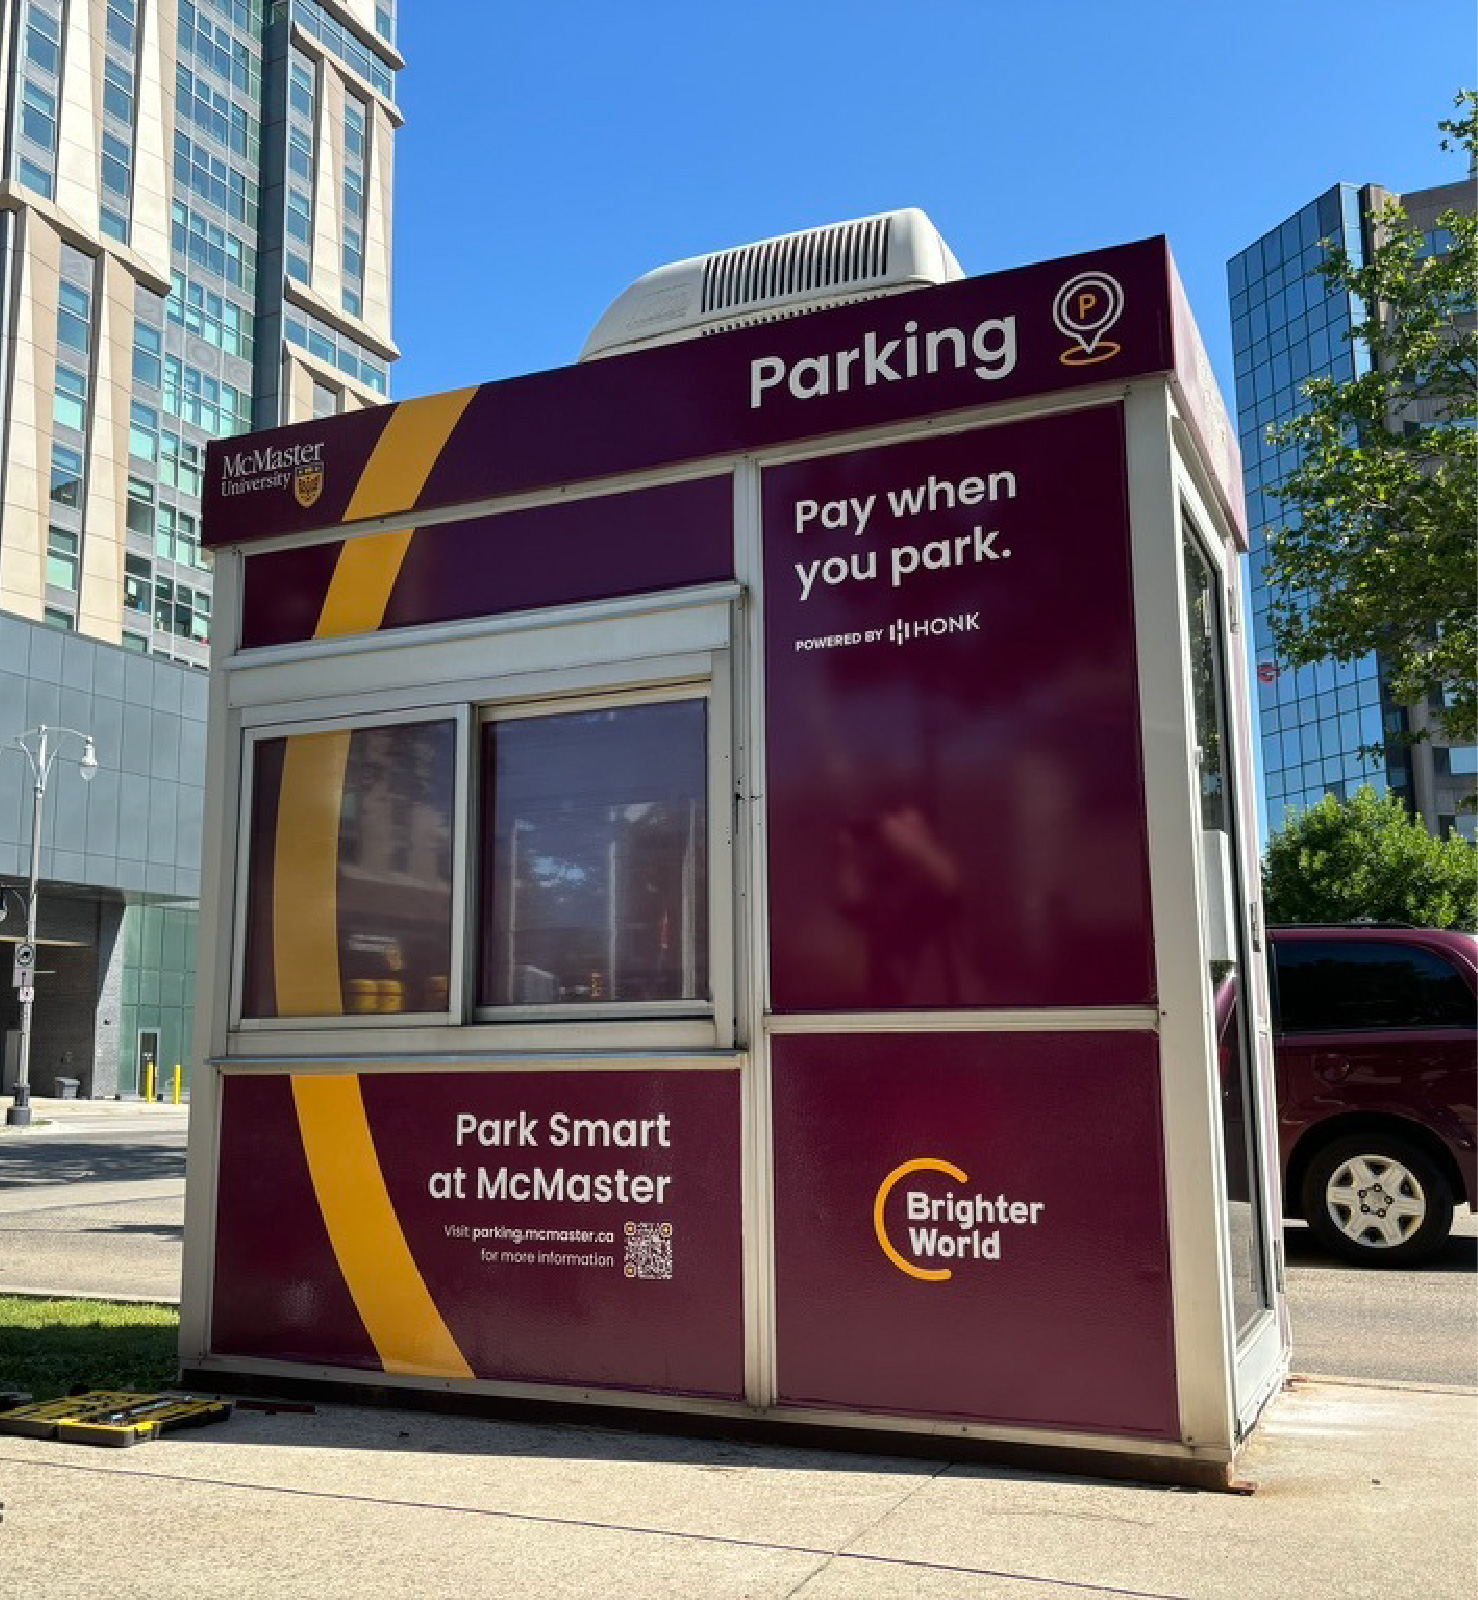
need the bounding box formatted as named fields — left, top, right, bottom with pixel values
left=219, top=583, right=739, bottom=1057
left=230, top=703, right=470, bottom=1035
left=471, top=679, right=722, bottom=1030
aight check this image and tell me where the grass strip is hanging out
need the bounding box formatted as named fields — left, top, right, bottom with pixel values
left=0, top=1296, right=180, bottom=1403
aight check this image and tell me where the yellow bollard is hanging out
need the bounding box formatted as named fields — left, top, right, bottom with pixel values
left=144, top=1060, right=155, bottom=1103
left=173, top=1064, right=181, bottom=1105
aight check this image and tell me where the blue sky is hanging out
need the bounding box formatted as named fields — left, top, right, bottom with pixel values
left=390, top=2, right=1473, bottom=407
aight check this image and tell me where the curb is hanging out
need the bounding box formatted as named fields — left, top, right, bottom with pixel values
left=0, top=1287, right=181, bottom=1307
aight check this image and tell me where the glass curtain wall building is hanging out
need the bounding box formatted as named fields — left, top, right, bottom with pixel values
left=0, top=0, right=403, bottom=1099
left=1229, top=178, right=1476, bottom=841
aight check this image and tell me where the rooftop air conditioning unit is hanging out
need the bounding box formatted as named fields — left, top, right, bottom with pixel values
left=578, top=207, right=964, bottom=362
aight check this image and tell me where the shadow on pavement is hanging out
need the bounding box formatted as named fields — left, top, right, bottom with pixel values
left=75, top=1222, right=185, bottom=1240
left=1283, top=1220, right=1477, bottom=1274
left=0, top=1140, right=186, bottom=1190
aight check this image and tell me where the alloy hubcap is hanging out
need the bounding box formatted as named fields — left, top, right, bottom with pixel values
left=1327, top=1155, right=1425, bottom=1249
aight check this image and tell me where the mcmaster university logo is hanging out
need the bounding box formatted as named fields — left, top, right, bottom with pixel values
left=220, top=439, right=326, bottom=501
left=294, top=462, right=324, bottom=507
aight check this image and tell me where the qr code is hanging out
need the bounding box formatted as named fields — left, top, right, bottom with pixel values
left=624, top=1220, right=673, bottom=1280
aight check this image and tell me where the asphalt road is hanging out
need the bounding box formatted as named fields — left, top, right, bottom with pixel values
left=0, top=1104, right=1474, bottom=1387
left=0, top=1105, right=187, bottom=1304
left=1282, top=1210, right=1478, bottom=1387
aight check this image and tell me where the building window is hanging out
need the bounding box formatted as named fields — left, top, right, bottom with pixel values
left=25, top=6, right=61, bottom=75
left=106, top=0, right=137, bottom=52
left=154, top=576, right=209, bottom=642
left=160, top=432, right=204, bottom=497
left=124, top=553, right=152, bottom=615
left=103, top=56, right=134, bottom=124
left=122, top=630, right=150, bottom=653
left=126, top=476, right=155, bottom=542
left=168, top=272, right=255, bottom=362
left=57, top=283, right=91, bottom=356
left=50, top=443, right=83, bottom=507
left=311, top=380, right=339, bottom=417
left=129, top=402, right=159, bottom=462
left=293, top=0, right=396, bottom=102
left=284, top=309, right=388, bottom=395
left=133, top=322, right=162, bottom=390
left=285, top=49, right=317, bottom=285
left=17, top=155, right=53, bottom=198
left=46, top=525, right=79, bottom=591
left=43, top=606, right=76, bottom=631
left=21, top=80, right=57, bottom=152
left=54, top=368, right=88, bottom=432
left=341, top=94, right=368, bottom=317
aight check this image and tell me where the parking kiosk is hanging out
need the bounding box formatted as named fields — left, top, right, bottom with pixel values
left=181, top=228, right=1289, bottom=1485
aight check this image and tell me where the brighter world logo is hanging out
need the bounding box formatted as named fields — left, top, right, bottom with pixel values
left=873, top=1157, right=1048, bottom=1281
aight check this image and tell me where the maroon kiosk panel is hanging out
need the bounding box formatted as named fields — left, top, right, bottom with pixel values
left=770, top=1031, right=1179, bottom=1437
left=213, top=1069, right=744, bottom=1399
left=763, top=406, right=1153, bottom=1012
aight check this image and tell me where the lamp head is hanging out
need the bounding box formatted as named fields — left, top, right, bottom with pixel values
left=79, top=738, right=98, bottom=782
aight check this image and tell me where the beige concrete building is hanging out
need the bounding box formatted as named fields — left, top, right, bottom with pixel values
left=0, top=0, right=403, bottom=1099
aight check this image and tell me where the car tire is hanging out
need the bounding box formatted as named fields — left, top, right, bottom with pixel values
left=1301, top=1133, right=1454, bottom=1267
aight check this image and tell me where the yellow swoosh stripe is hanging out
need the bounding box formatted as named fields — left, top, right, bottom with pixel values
left=345, top=386, right=479, bottom=523
left=273, top=730, right=351, bottom=1016
left=314, top=526, right=416, bottom=638
left=292, top=1073, right=473, bottom=1378
left=315, top=386, right=479, bottom=638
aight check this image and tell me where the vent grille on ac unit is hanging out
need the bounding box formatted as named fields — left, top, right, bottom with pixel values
left=699, top=215, right=893, bottom=315
left=578, top=208, right=962, bottom=362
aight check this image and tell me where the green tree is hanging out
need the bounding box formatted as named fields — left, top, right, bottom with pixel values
left=1263, top=786, right=1478, bottom=929
left=1264, top=91, right=1477, bottom=744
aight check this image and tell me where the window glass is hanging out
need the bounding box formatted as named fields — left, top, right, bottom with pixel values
left=46, top=525, right=79, bottom=590
left=26, top=6, right=61, bottom=74
left=50, top=443, right=83, bottom=505
left=1275, top=941, right=1475, bottom=1032
left=129, top=402, right=158, bottom=461
left=57, top=283, right=91, bottom=355
left=242, top=720, right=456, bottom=1019
left=21, top=80, right=57, bottom=150
left=54, top=367, right=87, bottom=431
left=478, top=701, right=708, bottom=1009
left=124, top=553, right=151, bottom=613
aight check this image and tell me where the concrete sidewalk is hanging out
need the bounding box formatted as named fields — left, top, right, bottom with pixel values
left=2, top=1096, right=1475, bottom=1596
left=0, top=1376, right=1474, bottom=1598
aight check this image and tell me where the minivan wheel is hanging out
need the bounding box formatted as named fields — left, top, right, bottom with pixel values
left=1301, top=1134, right=1454, bottom=1267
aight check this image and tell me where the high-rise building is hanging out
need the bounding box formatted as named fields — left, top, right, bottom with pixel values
left=1228, top=177, right=1476, bottom=842
left=0, top=0, right=402, bottom=1100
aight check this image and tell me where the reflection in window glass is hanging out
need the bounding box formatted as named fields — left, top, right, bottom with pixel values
left=479, top=701, right=708, bottom=1009
left=241, top=720, right=456, bottom=1019
left=1185, top=526, right=1269, bottom=1335
left=1274, top=942, right=1474, bottom=1032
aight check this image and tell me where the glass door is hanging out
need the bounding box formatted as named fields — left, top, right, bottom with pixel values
left=136, top=1029, right=159, bottom=1100
left=1181, top=524, right=1273, bottom=1340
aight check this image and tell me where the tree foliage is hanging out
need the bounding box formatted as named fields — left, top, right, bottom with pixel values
left=1263, top=785, right=1477, bottom=929
left=1265, top=91, right=1477, bottom=744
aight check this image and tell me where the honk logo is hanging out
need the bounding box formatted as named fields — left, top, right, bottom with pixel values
left=873, top=1157, right=1048, bottom=1281
left=1052, top=271, right=1125, bottom=367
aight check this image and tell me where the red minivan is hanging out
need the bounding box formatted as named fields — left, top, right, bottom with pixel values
left=1266, top=924, right=1478, bottom=1266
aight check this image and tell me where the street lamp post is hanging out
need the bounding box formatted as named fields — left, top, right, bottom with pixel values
left=3, top=725, right=98, bottom=1127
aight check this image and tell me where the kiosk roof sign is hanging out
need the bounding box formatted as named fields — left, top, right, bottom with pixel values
left=203, top=237, right=1222, bottom=551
